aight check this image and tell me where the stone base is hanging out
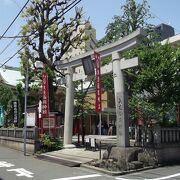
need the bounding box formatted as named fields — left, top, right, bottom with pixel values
left=103, top=146, right=142, bottom=162
left=138, top=145, right=180, bottom=165
left=64, top=144, right=76, bottom=149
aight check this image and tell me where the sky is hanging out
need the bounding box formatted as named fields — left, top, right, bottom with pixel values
left=0, top=0, right=180, bottom=67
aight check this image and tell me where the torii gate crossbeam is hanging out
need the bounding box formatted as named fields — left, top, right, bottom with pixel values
left=56, top=29, right=146, bottom=148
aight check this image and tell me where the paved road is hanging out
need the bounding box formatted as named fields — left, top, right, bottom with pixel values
left=0, top=145, right=180, bottom=180
left=0, top=145, right=112, bottom=180
left=116, top=166, right=180, bottom=180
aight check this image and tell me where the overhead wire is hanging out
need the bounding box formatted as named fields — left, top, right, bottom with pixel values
left=10, top=0, right=21, bottom=9
left=0, top=0, right=30, bottom=41
left=0, top=32, right=21, bottom=56
left=0, top=0, right=23, bottom=56
left=0, top=0, right=29, bottom=56
left=0, top=36, right=36, bottom=68
left=0, top=0, right=82, bottom=57
left=0, top=35, right=29, bottom=39
left=0, top=0, right=82, bottom=68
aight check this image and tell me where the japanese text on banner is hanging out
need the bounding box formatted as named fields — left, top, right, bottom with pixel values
left=42, top=72, right=49, bottom=117
left=94, top=51, right=102, bottom=112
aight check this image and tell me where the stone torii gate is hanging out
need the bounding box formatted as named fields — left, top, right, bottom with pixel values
left=56, top=29, right=145, bottom=148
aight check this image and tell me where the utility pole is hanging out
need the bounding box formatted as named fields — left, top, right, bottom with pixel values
left=81, top=79, right=85, bottom=145
left=24, top=61, right=29, bottom=156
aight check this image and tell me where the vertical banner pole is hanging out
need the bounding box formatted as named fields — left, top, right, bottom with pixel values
left=99, top=112, right=102, bottom=159
left=94, top=51, right=102, bottom=159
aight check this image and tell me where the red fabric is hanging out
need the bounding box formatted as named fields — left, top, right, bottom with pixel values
left=41, top=72, right=49, bottom=117
left=94, top=51, right=102, bottom=112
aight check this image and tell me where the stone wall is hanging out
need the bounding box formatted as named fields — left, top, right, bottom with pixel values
left=0, top=128, right=38, bottom=154
left=0, top=136, right=36, bottom=154
left=138, top=145, right=180, bottom=165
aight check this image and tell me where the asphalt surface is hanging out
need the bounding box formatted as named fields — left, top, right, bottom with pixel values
left=116, top=166, right=180, bottom=180
left=0, top=145, right=180, bottom=180
left=0, top=145, right=111, bottom=180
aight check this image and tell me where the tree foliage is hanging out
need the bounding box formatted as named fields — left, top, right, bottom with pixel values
left=0, top=84, right=15, bottom=126
left=0, top=85, right=14, bottom=111
left=19, top=0, right=90, bottom=110
left=74, top=80, right=94, bottom=117
left=98, top=0, right=152, bottom=46
left=99, top=0, right=152, bottom=97
left=97, top=0, right=179, bottom=126
left=125, top=42, right=180, bottom=125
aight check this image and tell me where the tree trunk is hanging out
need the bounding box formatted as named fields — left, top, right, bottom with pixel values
left=48, top=77, right=56, bottom=112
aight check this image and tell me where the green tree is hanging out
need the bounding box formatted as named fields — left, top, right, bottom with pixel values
left=125, top=42, right=180, bottom=125
left=101, top=55, right=114, bottom=91
left=74, top=79, right=94, bottom=144
left=99, top=0, right=152, bottom=46
left=15, top=83, right=25, bottom=127
left=19, top=0, right=90, bottom=111
left=0, top=84, right=16, bottom=126
left=98, top=0, right=152, bottom=93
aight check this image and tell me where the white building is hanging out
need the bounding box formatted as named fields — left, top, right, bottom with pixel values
left=0, top=65, right=22, bottom=87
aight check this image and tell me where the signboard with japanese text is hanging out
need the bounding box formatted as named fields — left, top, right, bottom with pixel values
left=94, top=51, right=102, bottom=112
left=43, top=117, right=55, bottom=128
left=82, top=56, right=95, bottom=76
left=12, top=101, right=18, bottom=124
left=42, top=72, right=49, bottom=117
left=27, top=108, right=36, bottom=127
left=0, top=106, right=4, bottom=127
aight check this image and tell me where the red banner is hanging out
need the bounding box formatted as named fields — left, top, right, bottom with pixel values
left=42, top=72, right=49, bottom=117
left=94, top=51, right=102, bottom=112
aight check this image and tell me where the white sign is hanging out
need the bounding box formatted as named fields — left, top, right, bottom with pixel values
left=27, top=111, right=36, bottom=127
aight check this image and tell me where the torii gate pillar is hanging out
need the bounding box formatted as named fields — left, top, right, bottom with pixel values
left=112, top=52, right=130, bottom=147
left=63, top=67, right=75, bottom=148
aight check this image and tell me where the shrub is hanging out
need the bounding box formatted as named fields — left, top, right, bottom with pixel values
left=38, top=134, right=63, bottom=153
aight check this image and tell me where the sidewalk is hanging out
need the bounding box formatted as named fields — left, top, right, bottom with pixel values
left=36, top=139, right=154, bottom=176
left=37, top=147, right=105, bottom=167
left=36, top=146, right=154, bottom=176
left=36, top=136, right=136, bottom=168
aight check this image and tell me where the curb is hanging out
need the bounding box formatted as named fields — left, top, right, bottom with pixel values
left=36, top=154, right=81, bottom=167
left=36, top=153, right=157, bottom=176
left=81, top=164, right=155, bottom=176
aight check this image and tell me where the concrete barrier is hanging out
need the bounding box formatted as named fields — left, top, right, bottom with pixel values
left=0, top=128, right=38, bottom=154
left=0, top=136, right=36, bottom=154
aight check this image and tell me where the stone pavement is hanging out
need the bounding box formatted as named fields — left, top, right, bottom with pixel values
left=37, top=135, right=117, bottom=167
left=37, top=147, right=105, bottom=167
left=36, top=136, right=136, bottom=168
left=36, top=135, right=118, bottom=167
left=36, top=146, right=154, bottom=176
